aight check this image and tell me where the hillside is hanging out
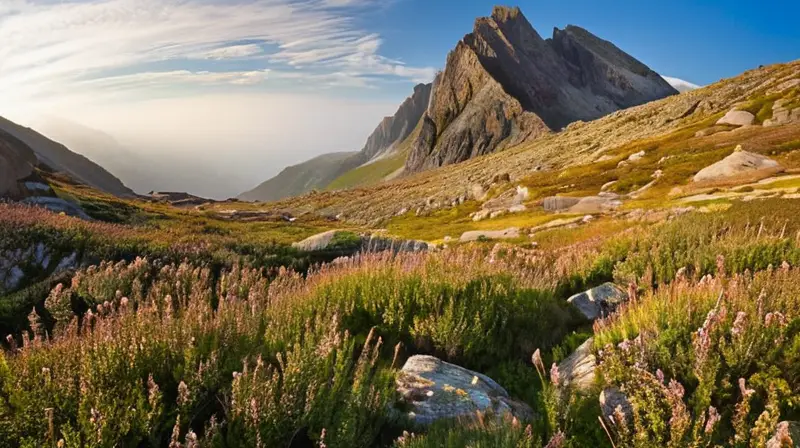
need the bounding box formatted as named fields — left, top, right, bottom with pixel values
left=0, top=116, right=133, bottom=198
left=238, top=151, right=360, bottom=202
left=0, top=55, right=799, bottom=447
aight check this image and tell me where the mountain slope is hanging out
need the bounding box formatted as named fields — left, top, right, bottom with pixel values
left=241, top=83, right=432, bottom=201
left=406, top=6, right=677, bottom=173
left=238, top=152, right=360, bottom=202
left=0, top=130, right=38, bottom=198
left=0, top=116, right=133, bottom=197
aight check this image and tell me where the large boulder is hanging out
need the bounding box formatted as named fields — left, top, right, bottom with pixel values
left=766, top=421, right=800, bottom=448
left=395, top=355, right=533, bottom=426
left=557, top=338, right=596, bottom=391
left=292, top=230, right=429, bottom=254
left=693, top=146, right=784, bottom=183
left=543, top=196, right=582, bottom=212
left=460, top=227, right=520, bottom=242
left=567, top=283, right=628, bottom=320
left=716, top=109, right=755, bottom=126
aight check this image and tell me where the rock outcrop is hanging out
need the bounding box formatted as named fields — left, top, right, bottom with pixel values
left=406, top=6, right=677, bottom=173
left=0, top=130, right=38, bottom=198
left=360, top=83, right=433, bottom=161
left=567, top=283, right=628, bottom=320
left=395, top=355, right=533, bottom=426
left=693, top=146, right=784, bottom=183
left=292, top=230, right=429, bottom=254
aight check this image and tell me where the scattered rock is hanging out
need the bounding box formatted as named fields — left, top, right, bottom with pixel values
left=529, top=216, right=586, bottom=234
left=628, top=150, right=646, bottom=162
left=566, top=196, right=623, bottom=214
left=395, top=355, right=533, bottom=426
left=293, top=231, right=429, bottom=254
left=567, top=283, right=628, bottom=321
left=600, top=387, right=633, bottom=423
left=471, top=210, right=491, bottom=222
left=600, top=181, right=617, bottom=192
left=766, top=421, right=800, bottom=448
left=54, top=252, right=78, bottom=274
left=716, top=109, right=755, bottom=127
left=460, top=228, right=520, bottom=242
left=764, top=99, right=800, bottom=127
left=693, top=146, right=784, bottom=183
left=4, top=266, right=25, bottom=291
left=557, top=338, right=596, bottom=391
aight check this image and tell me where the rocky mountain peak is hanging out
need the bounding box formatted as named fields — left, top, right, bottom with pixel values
left=405, top=6, right=677, bottom=174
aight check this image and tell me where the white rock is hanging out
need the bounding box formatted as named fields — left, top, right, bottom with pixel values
left=693, top=147, right=784, bottom=183
left=628, top=151, right=646, bottom=162
left=716, top=109, right=755, bottom=127
left=557, top=338, right=596, bottom=391
left=460, top=228, right=520, bottom=242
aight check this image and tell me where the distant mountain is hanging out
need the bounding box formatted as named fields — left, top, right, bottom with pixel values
left=34, top=117, right=244, bottom=199
left=406, top=6, right=678, bottom=172
left=662, top=76, right=702, bottom=93
left=238, top=152, right=360, bottom=202
left=0, top=116, right=133, bottom=197
left=240, top=83, right=432, bottom=201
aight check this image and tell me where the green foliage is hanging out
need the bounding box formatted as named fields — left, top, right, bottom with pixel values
left=393, top=416, right=540, bottom=448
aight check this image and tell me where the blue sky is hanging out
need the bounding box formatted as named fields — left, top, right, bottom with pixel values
left=0, top=0, right=797, bottom=198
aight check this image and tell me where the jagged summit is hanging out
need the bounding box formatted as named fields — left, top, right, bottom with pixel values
left=405, top=6, right=677, bottom=173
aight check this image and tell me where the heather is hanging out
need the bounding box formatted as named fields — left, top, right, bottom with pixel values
left=3, top=196, right=800, bottom=446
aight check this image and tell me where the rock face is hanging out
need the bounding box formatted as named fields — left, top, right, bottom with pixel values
left=292, top=230, right=429, bottom=254
left=241, top=84, right=432, bottom=202
left=460, top=227, right=520, bottom=242
left=567, top=283, right=628, bottom=320
left=395, top=355, right=533, bottom=426
left=0, top=130, right=38, bottom=198
left=0, top=116, right=133, bottom=198
left=693, top=147, right=784, bottom=183
left=766, top=421, right=800, bottom=448
left=557, top=338, right=596, bottom=391
left=406, top=6, right=677, bottom=173
left=716, top=109, right=756, bottom=127
left=764, top=99, right=800, bottom=127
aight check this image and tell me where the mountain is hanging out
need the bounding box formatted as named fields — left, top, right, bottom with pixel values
left=240, top=83, right=433, bottom=201
left=662, top=76, right=702, bottom=93
left=0, top=130, right=39, bottom=198
left=406, top=6, right=678, bottom=172
left=0, top=116, right=133, bottom=197
left=238, top=152, right=361, bottom=202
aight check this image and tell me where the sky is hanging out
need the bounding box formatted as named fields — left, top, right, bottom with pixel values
left=1, top=0, right=798, bottom=198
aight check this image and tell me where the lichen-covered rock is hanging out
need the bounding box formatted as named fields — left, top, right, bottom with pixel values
left=567, top=283, right=628, bottom=320
left=557, top=338, right=596, bottom=391
left=395, top=355, right=533, bottom=426
left=693, top=146, right=784, bottom=183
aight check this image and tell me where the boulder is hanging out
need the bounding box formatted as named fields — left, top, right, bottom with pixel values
left=766, top=421, right=800, bottom=448
left=716, top=109, right=755, bottom=127
left=567, top=283, right=628, bottom=320
left=293, top=230, right=429, bottom=254
left=460, top=228, right=520, bottom=242
left=567, top=196, right=623, bottom=214
left=600, top=387, right=633, bottom=423
left=543, top=196, right=582, bottom=212
left=395, top=355, right=533, bottom=426
left=628, top=150, right=646, bottom=162
left=693, top=146, right=784, bottom=183
left=557, top=338, right=596, bottom=391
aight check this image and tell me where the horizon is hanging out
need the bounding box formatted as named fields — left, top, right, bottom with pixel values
left=1, top=0, right=798, bottom=199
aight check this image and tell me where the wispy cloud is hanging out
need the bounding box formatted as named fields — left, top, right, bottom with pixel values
left=0, top=0, right=436, bottom=114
